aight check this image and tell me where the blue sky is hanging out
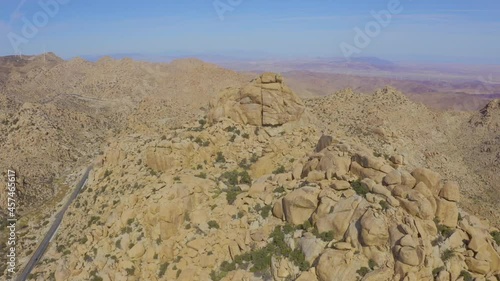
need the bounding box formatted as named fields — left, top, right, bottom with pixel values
left=0, top=0, right=499, bottom=63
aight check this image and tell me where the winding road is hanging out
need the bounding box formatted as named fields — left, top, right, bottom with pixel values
left=16, top=166, right=92, bottom=281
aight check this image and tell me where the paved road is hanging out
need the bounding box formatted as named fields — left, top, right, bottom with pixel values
left=16, top=166, right=92, bottom=281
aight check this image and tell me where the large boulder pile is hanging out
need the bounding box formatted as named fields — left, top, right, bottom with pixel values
left=268, top=136, right=500, bottom=281
left=208, top=73, right=306, bottom=126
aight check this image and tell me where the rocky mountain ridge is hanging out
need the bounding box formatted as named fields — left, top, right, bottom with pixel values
left=17, top=74, right=500, bottom=281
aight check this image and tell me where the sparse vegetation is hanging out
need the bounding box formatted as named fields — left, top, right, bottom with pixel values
left=459, top=270, right=473, bottom=281
left=272, top=165, right=286, bottom=174
left=250, top=153, right=259, bottom=163
left=432, top=266, right=445, bottom=277
left=312, top=229, right=334, bottom=242
left=491, top=231, right=500, bottom=246
left=208, top=220, right=220, bottom=229
left=125, top=267, right=135, bottom=276
left=351, top=179, right=369, bottom=197
left=379, top=200, right=390, bottom=211
left=195, top=172, right=207, bottom=179
left=239, top=158, right=251, bottom=170
left=103, top=169, right=112, bottom=178
left=356, top=267, right=370, bottom=277
left=434, top=218, right=455, bottom=238
left=441, top=249, right=454, bottom=261
left=254, top=204, right=273, bottom=219
left=159, top=262, right=169, bottom=278
left=215, top=152, right=226, bottom=163
left=368, top=259, right=376, bottom=270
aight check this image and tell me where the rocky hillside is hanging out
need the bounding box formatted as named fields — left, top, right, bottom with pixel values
left=0, top=54, right=251, bottom=279
left=305, top=89, right=500, bottom=228
left=22, top=74, right=500, bottom=281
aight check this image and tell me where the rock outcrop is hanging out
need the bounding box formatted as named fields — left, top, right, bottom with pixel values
left=208, top=73, right=307, bottom=126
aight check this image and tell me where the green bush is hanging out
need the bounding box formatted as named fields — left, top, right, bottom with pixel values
left=208, top=220, right=220, bottom=229
left=356, top=267, right=370, bottom=277
left=272, top=165, right=286, bottom=174
left=220, top=170, right=252, bottom=186
left=195, top=172, right=207, bottom=179
left=218, top=225, right=309, bottom=275
left=368, top=259, right=376, bottom=270
left=158, top=262, right=169, bottom=278
left=239, top=158, right=251, bottom=170
left=434, top=219, right=455, bottom=238
left=79, top=236, right=88, bottom=244
left=441, top=249, right=454, bottom=261
left=312, top=229, right=334, bottom=242
left=379, top=200, right=390, bottom=211
left=250, top=153, right=259, bottom=163
left=459, top=270, right=473, bottom=281
left=215, top=152, right=226, bottom=163
left=491, top=231, right=500, bottom=246
left=351, top=180, right=369, bottom=197
left=125, top=267, right=135, bottom=276
left=226, top=186, right=242, bottom=204
left=103, top=170, right=112, bottom=178
left=432, top=266, right=445, bottom=277
left=239, top=170, right=252, bottom=184
left=254, top=204, right=273, bottom=219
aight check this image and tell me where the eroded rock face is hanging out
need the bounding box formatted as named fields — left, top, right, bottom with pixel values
left=208, top=73, right=306, bottom=126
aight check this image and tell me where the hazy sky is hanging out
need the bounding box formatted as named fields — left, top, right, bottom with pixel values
left=1, top=0, right=499, bottom=63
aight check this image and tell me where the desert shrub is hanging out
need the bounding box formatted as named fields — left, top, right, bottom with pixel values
left=459, top=270, right=473, bottom=281
left=379, top=200, right=390, bottom=211
left=274, top=186, right=286, bottom=194
left=125, top=267, right=135, bottom=276
left=215, top=152, right=226, bottom=163
left=491, top=231, right=500, bottom=246
left=226, top=186, right=242, bottom=204
left=239, top=158, right=251, bottom=170
left=312, top=229, right=334, bottom=242
left=158, top=262, right=169, bottom=278
left=441, top=249, right=454, bottom=261
left=219, top=225, right=309, bottom=275
left=239, top=170, right=252, bottom=184
left=351, top=180, right=368, bottom=197
left=299, top=220, right=312, bottom=230
left=368, top=259, right=376, bottom=270
left=434, top=219, right=455, bottom=238
left=432, top=266, right=445, bottom=277
left=195, top=172, right=207, bottom=179
left=272, top=165, right=286, bottom=174
left=254, top=204, right=272, bottom=219
left=103, top=170, right=112, bottom=178
left=174, top=176, right=181, bottom=182
left=356, top=267, right=370, bottom=277
left=208, top=220, right=220, bottom=229
left=242, top=133, right=250, bottom=139
left=250, top=153, right=259, bottom=163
